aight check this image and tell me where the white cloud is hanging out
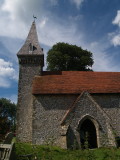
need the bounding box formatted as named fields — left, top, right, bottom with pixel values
left=70, top=0, right=85, bottom=8
left=0, top=59, right=18, bottom=88
left=0, top=94, right=18, bottom=104
left=6, top=94, right=17, bottom=104
left=39, top=18, right=48, bottom=28
left=0, top=0, right=58, bottom=39
left=112, top=10, right=120, bottom=27
left=0, top=78, right=11, bottom=88
left=38, top=18, right=84, bottom=47
left=111, top=34, right=120, bottom=46
left=0, top=0, right=119, bottom=73
left=0, top=59, right=15, bottom=77
left=0, top=0, right=84, bottom=45
left=110, top=10, right=120, bottom=46
left=86, top=40, right=119, bottom=72
left=0, top=59, right=12, bottom=67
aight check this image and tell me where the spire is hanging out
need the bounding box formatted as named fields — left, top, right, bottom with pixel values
left=17, top=21, right=43, bottom=55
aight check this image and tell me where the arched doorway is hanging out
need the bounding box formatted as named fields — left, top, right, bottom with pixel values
left=79, top=119, right=97, bottom=149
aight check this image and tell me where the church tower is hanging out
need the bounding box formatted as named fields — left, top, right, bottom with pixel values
left=17, top=21, right=44, bottom=142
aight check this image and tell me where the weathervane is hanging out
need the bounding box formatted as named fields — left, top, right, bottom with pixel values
left=33, top=15, right=37, bottom=22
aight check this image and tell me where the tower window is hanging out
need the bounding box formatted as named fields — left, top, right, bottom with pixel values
left=29, top=43, right=33, bottom=51
left=29, top=43, right=37, bottom=52
left=33, top=46, right=37, bottom=51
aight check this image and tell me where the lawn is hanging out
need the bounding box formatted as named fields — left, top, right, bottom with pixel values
left=15, top=143, right=120, bottom=160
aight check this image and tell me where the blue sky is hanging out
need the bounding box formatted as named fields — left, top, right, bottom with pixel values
left=0, top=0, right=120, bottom=103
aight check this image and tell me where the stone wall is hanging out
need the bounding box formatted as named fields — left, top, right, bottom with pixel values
left=17, top=63, right=42, bottom=142
left=32, top=95, right=77, bottom=146
left=63, top=92, right=116, bottom=148
left=32, top=93, right=120, bottom=148
left=93, top=94, right=120, bottom=136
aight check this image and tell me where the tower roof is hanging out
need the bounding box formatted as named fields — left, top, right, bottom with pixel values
left=17, top=21, right=43, bottom=56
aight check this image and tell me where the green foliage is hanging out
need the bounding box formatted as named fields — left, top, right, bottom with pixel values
left=15, top=143, right=120, bottom=160
left=47, top=42, right=94, bottom=71
left=83, top=149, right=97, bottom=160
left=94, top=147, right=120, bottom=160
left=83, top=132, right=89, bottom=149
left=0, top=98, right=16, bottom=140
left=44, top=135, right=56, bottom=146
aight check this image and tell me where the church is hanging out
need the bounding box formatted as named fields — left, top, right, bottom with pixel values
left=16, top=21, right=120, bottom=149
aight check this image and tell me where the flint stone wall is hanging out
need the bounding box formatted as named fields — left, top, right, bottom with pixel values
left=32, top=95, right=77, bottom=145
left=32, top=93, right=120, bottom=148
left=17, top=63, right=42, bottom=142
left=63, top=92, right=116, bottom=148
left=93, top=94, right=120, bottom=136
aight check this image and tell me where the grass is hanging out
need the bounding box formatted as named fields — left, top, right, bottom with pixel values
left=15, top=142, right=120, bottom=160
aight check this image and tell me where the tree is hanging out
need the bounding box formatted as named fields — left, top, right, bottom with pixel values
left=47, top=42, right=94, bottom=71
left=0, top=98, right=16, bottom=140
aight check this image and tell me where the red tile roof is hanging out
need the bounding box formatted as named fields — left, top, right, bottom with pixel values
left=32, top=71, right=120, bottom=94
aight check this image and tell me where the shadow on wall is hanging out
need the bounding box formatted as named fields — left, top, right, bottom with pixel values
left=34, top=94, right=78, bottom=110
left=66, top=125, right=79, bottom=149
left=93, top=94, right=120, bottom=109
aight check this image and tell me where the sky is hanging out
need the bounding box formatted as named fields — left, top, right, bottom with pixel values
left=0, top=0, right=120, bottom=103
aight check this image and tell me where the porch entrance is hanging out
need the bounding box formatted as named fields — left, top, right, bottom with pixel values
left=80, top=119, right=97, bottom=149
